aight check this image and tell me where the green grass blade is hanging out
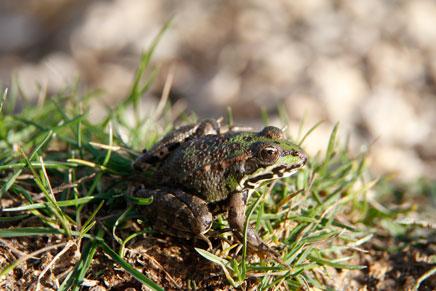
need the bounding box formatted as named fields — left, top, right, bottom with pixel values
left=308, top=254, right=365, bottom=270
left=0, top=88, right=7, bottom=112
left=0, top=214, right=30, bottom=222
left=98, top=240, right=163, bottom=290
left=0, top=161, right=79, bottom=171
left=60, top=229, right=102, bottom=291
left=298, top=120, right=323, bottom=146
left=0, top=169, right=22, bottom=199
left=195, top=248, right=237, bottom=287
left=2, top=196, right=96, bottom=212
left=0, top=227, right=64, bottom=238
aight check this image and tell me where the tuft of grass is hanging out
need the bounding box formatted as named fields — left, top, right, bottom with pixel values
left=0, top=22, right=172, bottom=291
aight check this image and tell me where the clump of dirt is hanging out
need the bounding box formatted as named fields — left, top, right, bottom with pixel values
left=325, top=235, right=436, bottom=291
left=0, top=236, right=79, bottom=290
left=357, top=239, right=435, bottom=290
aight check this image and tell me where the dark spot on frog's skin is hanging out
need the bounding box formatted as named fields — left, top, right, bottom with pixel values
left=286, top=150, right=306, bottom=163
left=245, top=184, right=255, bottom=189
left=146, top=155, right=160, bottom=164
left=168, top=142, right=181, bottom=151
left=270, top=163, right=304, bottom=178
left=272, top=165, right=287, bottom=176
left=246, top=173, right=274, bottom=184
left=243, top=136, right=253, bottom=142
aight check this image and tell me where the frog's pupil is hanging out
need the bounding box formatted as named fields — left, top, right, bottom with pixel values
left=260, top=147, right=278, bottom=161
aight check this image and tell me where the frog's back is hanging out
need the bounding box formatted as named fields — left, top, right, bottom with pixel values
left=155, top=133, right=250, bottom=202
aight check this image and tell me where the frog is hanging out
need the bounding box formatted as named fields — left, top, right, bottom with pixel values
left=132, top=119, right=307, bottom=255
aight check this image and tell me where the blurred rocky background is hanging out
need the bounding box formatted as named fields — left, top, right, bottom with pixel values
left=1, top=0, right=435, bottom=182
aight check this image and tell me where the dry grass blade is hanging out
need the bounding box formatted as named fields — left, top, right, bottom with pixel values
left=35, top=240, right=77, bottom=291
left=0, top=242, right=68, bottom=281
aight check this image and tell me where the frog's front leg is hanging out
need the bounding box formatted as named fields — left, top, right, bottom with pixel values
left=228, top=191, right=271, bottom=254
left=134, top=186, right=213, bottom=249
left=134, top=119, right=221, bottom=171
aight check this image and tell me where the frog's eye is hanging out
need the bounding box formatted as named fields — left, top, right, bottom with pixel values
left=259, top=146, right=280, bottom=163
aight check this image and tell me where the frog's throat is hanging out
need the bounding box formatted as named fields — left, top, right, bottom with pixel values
left=236, top=163, right=303, bottom=192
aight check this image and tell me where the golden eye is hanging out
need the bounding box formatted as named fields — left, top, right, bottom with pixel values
left=259, top=146, right=279, bottom=163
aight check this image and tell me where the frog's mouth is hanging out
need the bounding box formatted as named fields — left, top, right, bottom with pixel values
left=238, top=151, right=307, bottom=191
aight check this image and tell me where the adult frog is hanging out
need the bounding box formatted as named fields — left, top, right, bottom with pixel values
left=132, top=119, right=307, bottom=254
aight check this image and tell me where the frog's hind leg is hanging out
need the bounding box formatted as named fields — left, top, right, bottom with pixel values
left=135, top=187, right=213, bottom=249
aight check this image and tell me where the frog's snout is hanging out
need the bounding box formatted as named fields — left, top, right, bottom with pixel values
left=289, top=149, right=307, bottom=167
left=297, top=151, right=307, bottom=166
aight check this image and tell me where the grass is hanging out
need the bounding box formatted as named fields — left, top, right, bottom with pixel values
left=1, top=27, right=434, bottom=290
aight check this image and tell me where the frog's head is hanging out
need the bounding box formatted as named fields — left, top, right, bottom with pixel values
left=234, top=126, right=307, bottom=192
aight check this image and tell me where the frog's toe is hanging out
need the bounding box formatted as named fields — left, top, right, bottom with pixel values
left=133, top=153, right=154, bottom=171
left=197, top=233, right=213, bottom=250
left=250, top=242, right=284, bottom=263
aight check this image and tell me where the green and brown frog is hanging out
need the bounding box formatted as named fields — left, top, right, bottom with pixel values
left=132, top=119, right=307, bottom=254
